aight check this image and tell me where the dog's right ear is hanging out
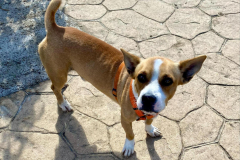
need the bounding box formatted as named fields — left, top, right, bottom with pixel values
left=178, top=55, right=207, bottom=85
left=120, top=49, right=141, bottom=78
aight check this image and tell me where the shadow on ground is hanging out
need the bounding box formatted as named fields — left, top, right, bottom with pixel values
left=0, top=82, right=124, bottom=159
left=146, top=136, right=162, bottom=160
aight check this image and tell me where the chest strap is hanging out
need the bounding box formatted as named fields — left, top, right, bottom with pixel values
left=112, top=62, right=125, bottom=101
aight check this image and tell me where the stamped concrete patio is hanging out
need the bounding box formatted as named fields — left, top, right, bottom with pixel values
left=0, top=0, right=240, bottom=159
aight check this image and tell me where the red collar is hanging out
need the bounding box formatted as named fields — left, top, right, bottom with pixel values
left=112, top=62, right=155, bottom=121
left=112, top=62, right=125, bottom=101
left=129, top=79, right=155, bottom=121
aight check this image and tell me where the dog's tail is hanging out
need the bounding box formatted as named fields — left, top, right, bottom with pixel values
left=45, top=0, right=61, bottom=33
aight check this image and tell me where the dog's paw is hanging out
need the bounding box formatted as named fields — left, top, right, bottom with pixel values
left=145, top=124, right=162, bottom=137
left=122, top=138, right=135, bottom=157
left=59, top=99, right=72, bottom=112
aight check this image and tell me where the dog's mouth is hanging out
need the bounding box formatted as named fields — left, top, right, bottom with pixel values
left=141, top=110, right=158, bottom=116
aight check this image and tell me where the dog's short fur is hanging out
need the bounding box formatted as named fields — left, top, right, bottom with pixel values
left=38, top=0, right=206, bottom=157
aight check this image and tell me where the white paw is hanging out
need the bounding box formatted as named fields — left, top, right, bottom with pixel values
left=145, top=124, right=162, bottom=137
left=122, top=138, right=135, bottom=157
left=59, top=99, right=72, bottom=112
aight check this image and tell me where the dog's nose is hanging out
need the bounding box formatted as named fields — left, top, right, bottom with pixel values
left=142, top=94, right=157, bottom=106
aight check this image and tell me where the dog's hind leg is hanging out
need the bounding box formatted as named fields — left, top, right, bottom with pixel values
left=50, top=77, right=72, bottom=112
left=47, top=67, right=72, bottom=111
left=49, top=65, right=72, bottom=111
left=39, top=47, right=72, bottom=111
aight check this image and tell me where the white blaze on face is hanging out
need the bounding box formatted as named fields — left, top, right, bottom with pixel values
left=136, top=59, right=166, bottom=113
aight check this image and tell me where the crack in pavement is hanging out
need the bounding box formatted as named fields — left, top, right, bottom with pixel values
left=214, top=119, right=225, bottom=142
left=6, top=129, right=58, bottom=134
left=71, top=105, right=120, bottom=127
left=178, top=104, right=204, bottom=122
left=177, top=122, right=185, bottom=160
left=206, top=104, right=240, bottom=121
left=218, top=144, right=234, bottom=160
left=197, top=75, right=240, bottom=86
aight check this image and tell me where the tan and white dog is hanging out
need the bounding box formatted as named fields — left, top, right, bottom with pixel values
left=38, top=0, right=206, bottom=157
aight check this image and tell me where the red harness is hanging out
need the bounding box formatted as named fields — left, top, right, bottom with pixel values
left=112, top=62, right=155, bottom=121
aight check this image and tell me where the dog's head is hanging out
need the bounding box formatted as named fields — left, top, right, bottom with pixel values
left=121, top=49, right=206, bottom=115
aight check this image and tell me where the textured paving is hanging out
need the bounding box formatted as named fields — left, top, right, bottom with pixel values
left=0, top=0, right=240, bottom=159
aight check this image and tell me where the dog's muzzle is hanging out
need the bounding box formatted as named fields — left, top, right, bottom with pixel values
left=141, top=94, right=158, bottom=112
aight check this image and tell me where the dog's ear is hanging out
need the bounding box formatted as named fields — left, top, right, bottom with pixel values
left=178, top=55, right=207, bottom=85
left=120, top=49, right=141, bottom=77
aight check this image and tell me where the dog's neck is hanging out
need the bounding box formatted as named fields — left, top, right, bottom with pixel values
left=131, top=80, right=138, bottom=100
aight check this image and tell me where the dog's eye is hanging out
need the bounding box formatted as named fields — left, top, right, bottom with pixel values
left=161, top=77, right=173, bottom=86
left=138, top=74, right=147, bottom=83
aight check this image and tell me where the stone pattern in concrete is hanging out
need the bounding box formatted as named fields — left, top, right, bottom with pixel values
left=166, top=8, right=211, bottom=39
left=0, top=131, right=75, bottom=160
left=101, top=10, right=169, bottom=41
left=1, top=0, right=240, bottom=159
left=68, top=0, right=103, bottom=5
left=0, top=91, right=25, bottom=128
left=182, top=144, right=230, bottom=160
left=65, top=5, right=107, bottom=20
left=163, top=0, right=201, bottom=7
left=219, top=122, right=240, bottom=160
left=133, top=0, right=175, bottom=23
left=222, top=40, right=240, bottom=65
left=212, top=13, right=240, bottom=39
left=139, top=34, right=194, bottom=61
left=103, top=0, right=137, bottom=10
left=179, top=106, right=223, bottom=147
left=105, top=32, right=142, bottom=57
left=77, top=22, right=109, bottom=41
left=192, top=31, right=224, bottom=55
left=198, top=53, right=240, bottom=85
left=199, top=0, right=240, bottom=16
left=208, top=86, right=240, bottom=120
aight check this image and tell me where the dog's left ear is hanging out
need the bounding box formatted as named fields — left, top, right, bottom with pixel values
left=178, top=55, right=207, bottom=85
left=120, top=49, right=141, bottom=78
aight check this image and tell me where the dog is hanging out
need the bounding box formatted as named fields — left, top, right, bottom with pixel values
left=38, top=0, right=206, bottom=157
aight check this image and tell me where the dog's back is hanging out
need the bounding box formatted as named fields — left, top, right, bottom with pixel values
left=38, top=0, right=124, bottom=99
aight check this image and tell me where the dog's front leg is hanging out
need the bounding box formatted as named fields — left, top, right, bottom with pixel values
left=145, top=119, right=162, bottom=137
left=121, top=115, right=135, bottom=157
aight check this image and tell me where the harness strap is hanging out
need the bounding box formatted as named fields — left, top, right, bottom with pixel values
left=129, top=79, right=155, bottom=121
left=112, top=62, right=125, bottom=101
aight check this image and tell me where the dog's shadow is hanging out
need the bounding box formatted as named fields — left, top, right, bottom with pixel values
left=54, top=106, right=119, bottom=160
left=54, top=110, right=163, bottom=160
left=146, top=135, right=162, bottom=160
left=54, top=108, right=96, bottom=159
